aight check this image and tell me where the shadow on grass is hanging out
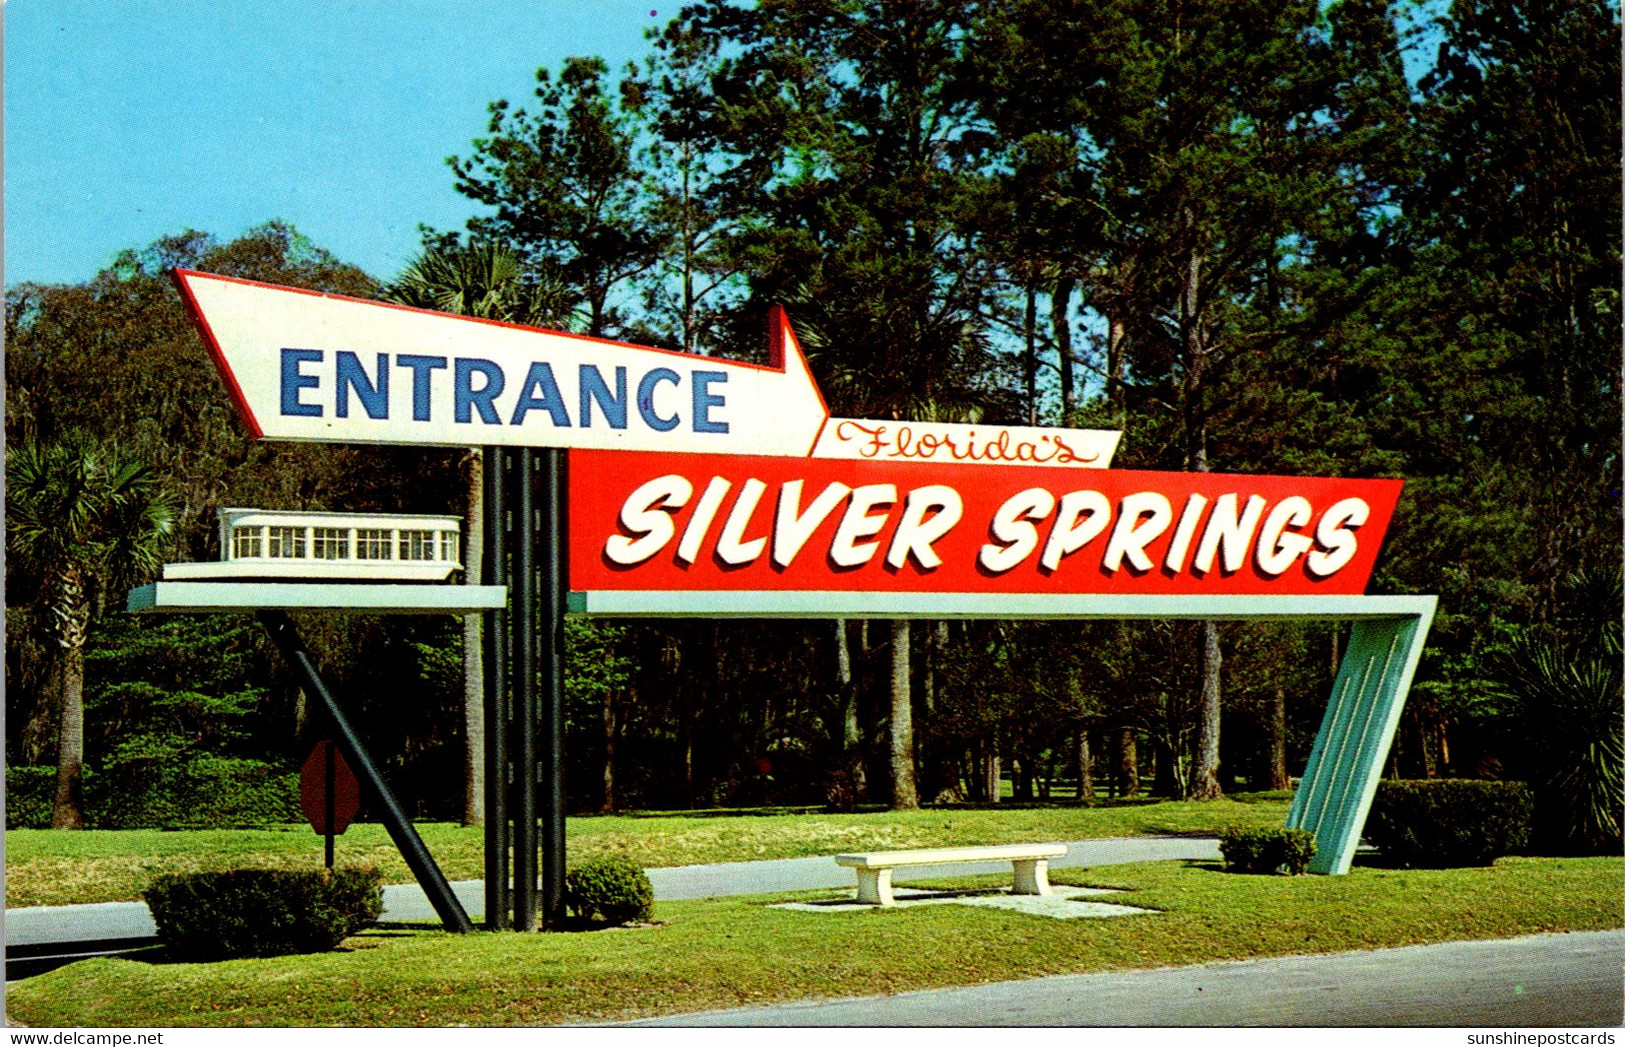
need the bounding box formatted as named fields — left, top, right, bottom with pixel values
left=1158, top=859, right=1319, bottom=877
left=777, top=886, right=1008, bottom=909
left=594, top=795, right=1208, bottom=819
left=1348, top=851, right=1504, bottom=871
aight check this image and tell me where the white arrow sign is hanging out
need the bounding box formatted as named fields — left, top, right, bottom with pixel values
left=174, top=269, right=831, bottom=456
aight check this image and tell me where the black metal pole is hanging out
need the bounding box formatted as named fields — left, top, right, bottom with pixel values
left=482, top=445, right=510, bottom=930
left=511, top=448, right=539, bottom=931
left=540, top=447, right=567, bottom=929
left=258, top=610, right=473, bottom=934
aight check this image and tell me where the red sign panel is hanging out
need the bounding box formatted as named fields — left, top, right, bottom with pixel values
left=568, top=450, right=1402, bottom=596
left=300, top=740, right=361, bottom=835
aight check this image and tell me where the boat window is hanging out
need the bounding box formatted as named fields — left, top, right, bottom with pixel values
left=440, top=530, right=460, bottom=563
left=267, top=526, right=306, bottom=559
left=356, top=528, right=393, bottom=560
left=313, top=527, right=351, bottom=560
left=231, top=526, right=264, bottom=559
left=400, top=529, right=437, bottom=561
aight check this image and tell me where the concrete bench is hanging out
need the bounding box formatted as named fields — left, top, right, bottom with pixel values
left=834, top=843, right=1068, bottom=906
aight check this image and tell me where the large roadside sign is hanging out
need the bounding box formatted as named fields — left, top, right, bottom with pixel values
left=567, top=449, right=1401, bottom=597
left=164, top=268, right=1427, bottom=891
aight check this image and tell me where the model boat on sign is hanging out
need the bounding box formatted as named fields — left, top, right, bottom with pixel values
left=161, top=508, right=463, bottom=583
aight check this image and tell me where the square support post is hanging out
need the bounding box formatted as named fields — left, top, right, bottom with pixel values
left=1287, top=603, right=1435, bottom=874
left=540, top=448, right=568, bottom=930
left=482, top=446, right=510, bottom=930
left=511, top=448, right=538, bottom=930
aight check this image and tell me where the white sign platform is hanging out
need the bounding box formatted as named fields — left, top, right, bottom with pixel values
left=127, top=581, right=507, bottom=615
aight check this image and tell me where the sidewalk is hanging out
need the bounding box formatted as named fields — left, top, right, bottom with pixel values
left=4, top=835, right=1222, bottom=944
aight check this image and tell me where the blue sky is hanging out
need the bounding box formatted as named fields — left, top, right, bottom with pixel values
left=8, top=3, right=1444, bottom=291
left=5, top=1, right=666, bottom=287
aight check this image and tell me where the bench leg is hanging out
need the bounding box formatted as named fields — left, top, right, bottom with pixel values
left=854, top=867, right=895, bottom=906
left=1011, top=858, right=1052, bottom=896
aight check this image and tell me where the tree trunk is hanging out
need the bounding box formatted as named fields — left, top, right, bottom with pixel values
left=1181, top=232, right=1224, bottom=802
left=1076, top=729, right=1094, bottom=802
left=888, top=620, right=918, bottom=809
left=1107, top=315, right=1127, bottom=426
left=462, top=449, right=485, bottom=827
left=920, top=621, right=936, bottom=716
left=51, top=569, right=89, bottom=830
left=1053, top=276, right=1076, bottom=420
left=921, top=620, right=952, bottom=799
left=1269, top=685, right=1290, bottom=790
left=965, top=747, right=983, bottom=802
left=1116, top=727, right=1139, bottom=797
left=1188, top=621, right=1225, bottom=800
left=669, top=633, right=695, bottom=805
left=1153, top=740, right=1183, bottom=797
left=601, top=689, right=616, bottom=813
left=1024, top=285, right=1038, bottom=424
left=984, top=750, right=1001, bottom=804
left=918, top=620, right=937, bottom=798
left=836, top=618, right=865, bottom=799
left=21, top=661, right=61, bottom=766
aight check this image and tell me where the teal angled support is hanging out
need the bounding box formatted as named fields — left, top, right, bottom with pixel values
left=567, top=588, right=1438, bottom=875
left=1286, top=598, right=1436, bottom=874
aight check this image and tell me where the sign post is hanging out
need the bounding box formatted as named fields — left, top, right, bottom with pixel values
left=541, top=448, right=568, bottom=930
left=482, top=446, right=510, bottom=931
left=511, top=449, right=538, bottom=931
left=300, top=739, right=361, bottom=868
left=170, top=267, right=1430, bottom=910
left=260, top=610, right=473, bottom=933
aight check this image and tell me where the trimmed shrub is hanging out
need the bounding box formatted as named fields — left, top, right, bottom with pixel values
left=1219, top=826, right=1317, bottom=875
left=97, top=756, right=301, bottom=829
left=6, top=759, right=300, bottom=830
left=1366, top=779, right=1533, bottom=867
left=5, top=766, right=86, bottom=829
left=1278, top=828, right=1317, bottom=875
left=144, top=866, right=383, bottom=960
left=564, top=856, right=654, bottom=927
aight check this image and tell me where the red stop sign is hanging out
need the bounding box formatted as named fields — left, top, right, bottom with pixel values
left=300, top=739, right=361, bottom=835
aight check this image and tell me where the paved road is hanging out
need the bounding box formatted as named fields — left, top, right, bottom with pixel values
left=620, top=930, right=1625, bottom=1028
left=4, top=835, right=1221, bottom=943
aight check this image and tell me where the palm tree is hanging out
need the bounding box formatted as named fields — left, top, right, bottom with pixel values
left=382, top=241, right=577, bottom=826
left=384, top=242, right=577, bottom=328
left=7, top=439, right=174, bottom=828
left=1493, top=567, right=1624, bottom=854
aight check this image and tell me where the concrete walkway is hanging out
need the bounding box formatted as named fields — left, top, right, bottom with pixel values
left=4, top=835, right=1221, bottom=945
left=619, top=930, right=1625, bottom=1028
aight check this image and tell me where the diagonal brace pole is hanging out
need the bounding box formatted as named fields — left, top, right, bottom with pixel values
left=258, top=610, right=473, bottom=934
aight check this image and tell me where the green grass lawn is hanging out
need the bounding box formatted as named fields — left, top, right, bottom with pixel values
left=7, top=856, right=1619, bottom=1027
left=4, top=797, right=1292, bottom=907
